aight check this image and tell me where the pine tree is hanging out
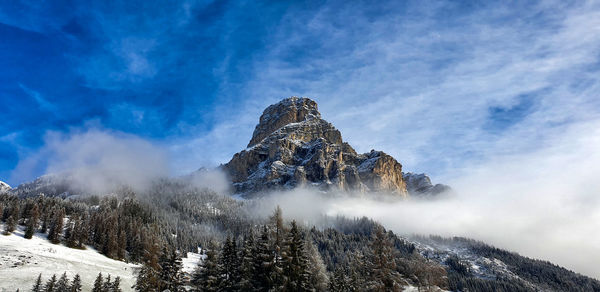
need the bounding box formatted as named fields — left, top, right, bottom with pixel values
left=134, top=229, right=162, bottom=292
left=103, top=222, right=118, bottom=258
left=112, top=276, right=122, bottom=292
left=44, top=274, right=57, bottom=292
left=103, top=275, right=112, bottom=292
left=283, top=220, right=311, bottom=291
left=9, top=203, right=20, bottom=224
left=269, top=206, right=286, bottom=290
left=305, top=237, right=329, bottom=291
left=330, top=267, right=349, bottom=292
left=69, top=274, right=82, bottom=292
left=253, top=226, right=274, bottom=291
left=3, top=214, right=16, bottom=235
left=117, top=229, right=127, bottom=259
left=134, top=264, right=160, bottom=292
left=92, top=273, right=103, bottom=292
left=32, top=274, right=43, bottom=292
left=349, top=251, right=365, bottom=290
left=192, top=241, right=220, bottom=292
left=64, top=218, right=76, bottom=248
left=217, top=236, right=240, bottom=291
left=74, top=217, right=86, bottom=249
left=24, top=204, right=39, bottom=239
left=239, top=233, right=256, bottom=291
left=47, top=208, right=65, bottom=244
left=159, top=247, right=184, bottom=291
left=40, top=212, right=50, bottom=234
left=55, top=272, right=69, bottom=292
left=367, top=226, right=402, bottom=291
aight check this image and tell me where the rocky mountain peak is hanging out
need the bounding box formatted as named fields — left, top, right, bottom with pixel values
left=402, top=172, right=451, bottom=197
left=223, top=97, right=410, bottom=197
left=248, top=97, right=322, bottom=147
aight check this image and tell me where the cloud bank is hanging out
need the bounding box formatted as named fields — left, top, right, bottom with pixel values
left=256, top=118, right=600, bottom=279
left=11, top=127, right=169, bottom=194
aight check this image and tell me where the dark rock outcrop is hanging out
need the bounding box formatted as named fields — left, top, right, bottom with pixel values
left=223, top=97, right=409, bottom=197
left=402, top=172, right=451, bottom=197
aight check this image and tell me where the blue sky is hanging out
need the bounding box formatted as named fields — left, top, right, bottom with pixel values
left=2, top=0, right=600, bottom=278
left=1, top=0, right=600, bottom=186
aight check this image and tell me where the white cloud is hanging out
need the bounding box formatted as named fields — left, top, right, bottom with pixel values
left=11, top=127, right=169, bottom=194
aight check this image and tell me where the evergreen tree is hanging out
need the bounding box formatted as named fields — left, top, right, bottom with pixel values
left=3, top=214, right=15, bottom=235
left=47, top=208, right=65, bottom=244
left=102, top=220, right=119, bottom=258
left=305, top=238, right=329, bottom=291
left=192, top=241, right=220, bottom=292
left=32, top=274, right=43, bottom=292
left=40, top=212, right=50, bottom=234
left=283, top=220, right=311, bottom=291
left=330, top=267, right=351, bottom=292
left=159, top=247, right=184, bottom=291
left=117, top=229, right=127, bottom=259
left=69, top=274, right=82, bottom=292
left=64, top=217, right=76, bottom=248
left=239, top=233, right=256, bottom=291
left=269, top=207, right=286, bottom=290
left=55, top=272, right=69, bottom=292
left=73, top=217, right=86, bottom=249
left=9, top=203, right=20, bottom=224
left=253, top=226, right=274, bottom=291
left=367, top=226, right=402, bottom=291
left=112, top=276, right=122, bottom=292
left=103, top=274, right=112, bottom=292
left=44, top=274, right=57, bottom=292
left=133, top=229, right=162, bottom=292
left=24, top=204, right=39, bottom=239
left=217, top=236, right=240, bottom=291
left=92, top=273, right=103, bottom=292
left=134, top=265, right=160, bottom=292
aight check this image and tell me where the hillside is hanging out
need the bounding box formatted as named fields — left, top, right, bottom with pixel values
left=0, top=225, right=138, bottom=291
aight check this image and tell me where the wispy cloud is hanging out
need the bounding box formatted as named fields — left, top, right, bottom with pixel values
left=18, top=83, right=56, bottom=112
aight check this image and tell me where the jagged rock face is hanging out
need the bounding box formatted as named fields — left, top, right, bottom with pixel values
left=223, top=96, right=408, bottom=197
left=403, top=172, right=450, bottom=197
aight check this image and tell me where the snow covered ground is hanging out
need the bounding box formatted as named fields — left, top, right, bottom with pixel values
left=181, top=249, right=203, bottom=276
left=0, top=225, right=139, bottom=291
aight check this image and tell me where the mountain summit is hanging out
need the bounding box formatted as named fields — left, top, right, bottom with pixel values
left=223, top=97, right=410, bottom=197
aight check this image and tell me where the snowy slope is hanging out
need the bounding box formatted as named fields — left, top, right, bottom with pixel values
left=0, top=225, right=139, bottom=291
left=181, top=249, right=203, bottom=276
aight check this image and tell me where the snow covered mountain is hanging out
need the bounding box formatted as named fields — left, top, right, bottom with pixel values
left=0, top=181, right=10, bottom=193
left=410, top=235, right=600, bottom=291
left=223, top=97, right=447, bottom=198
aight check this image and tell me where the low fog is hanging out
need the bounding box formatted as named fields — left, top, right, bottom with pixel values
left=252, top=121, right=600, bottom=280
left=8, top=124, right=600, bottom=280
